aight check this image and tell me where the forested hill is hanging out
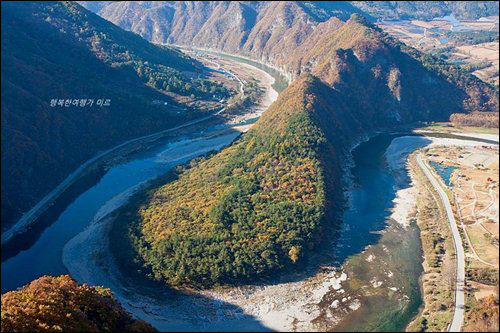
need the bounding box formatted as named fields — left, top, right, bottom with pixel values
left=113, top=12, right=499, bottom=289
left=288, top=14, right=499, bottom=124
left=1, top=1, right=227, bottom=230
left=115, top=75, right=351, bottom=287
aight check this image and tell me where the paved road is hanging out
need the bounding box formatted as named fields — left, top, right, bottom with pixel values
left=1, top=112, right=222, bottom=246
left=417, top=153, right=465, bottom=332
left=1, top=61, right=245, bottom=246
left=198, top=55, right=245, bottom=95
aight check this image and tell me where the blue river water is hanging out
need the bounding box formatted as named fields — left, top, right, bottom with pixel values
left=2, top=50, right=280, bottom=294
left=1, top=125, right=242, bottom=293
left=429, top=161, right=457, bottom=187
left=0, top=130, right=430, bottom=333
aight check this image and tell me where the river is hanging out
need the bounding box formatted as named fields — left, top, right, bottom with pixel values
left=0, top=128, right=244, bottom=293
left=2, top=52, right=491, bottom=331
left=1, top=52, right=282, bottom=293
left=56, top=133, right=430, bottom=332
left=1, top=128, right=431, bottom=332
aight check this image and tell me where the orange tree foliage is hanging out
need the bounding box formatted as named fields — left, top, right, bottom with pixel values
left=463, top=295, right=499, bottom=332
left=1, top=275, right=156, bottom=332
left=113, top=75, right=345, bottom=288
left=450, top=112, right=499, bottom=129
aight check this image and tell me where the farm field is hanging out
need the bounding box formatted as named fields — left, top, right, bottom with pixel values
left=379, top=16, right=499, bottom=85
left=426, top=145, right=499, bottom=270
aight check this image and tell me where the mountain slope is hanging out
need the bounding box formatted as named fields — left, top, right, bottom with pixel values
left=1, top=275, right=156, bottom=332
left=80, top=1, right=498, bottom=118
left=289, top=15, right=499, bottom=125
left=109, top=9, right=498, bottom=289
left=81, top=1, right=499, bottom=49
left=1, top=1, right=227, bottom=230
left=114, top=75, right=351, bottom=287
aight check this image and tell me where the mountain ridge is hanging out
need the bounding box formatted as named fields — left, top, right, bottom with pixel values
left=1, top=1, right=228, bottom=230
left=112, top=74, right=349, bottom=287
left=80, top=1, right=499, bottom=60
left=80, top=2, right=499, bottom=120
left=108, top=8, right=498, bottom=288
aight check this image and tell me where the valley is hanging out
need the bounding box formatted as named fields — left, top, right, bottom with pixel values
left=41, top=129, right=498, bottom=332
left=379, top=15, right=499, bottom=85
left=0, top=44, right=478, bottom=332
left=1, top=51, right=281, bottom=292
left=61, top=133, right=426, bottom=332
left=0, top=50, right=263, bottom=249
left=0, top=1, right=233, bottom=233
left=2, top=2, right=499, bottom=332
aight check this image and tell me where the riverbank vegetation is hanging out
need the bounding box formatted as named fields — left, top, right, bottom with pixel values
left=463, top=266, right=499, bottom=332
left=406, top=153, right=455, bottom=332
left=223, top=78, right=264, bottom=116
left=0, top=1, right=232, bottom=231
left=135, top=62, right=230, bottom=100
left=464, top=259, right=499, bottom=331
left=416, top=123, right=500, bottom=136
left=450, top=112, right=499, bottom=129
left=113, top=75, right=342, bottom=288
left=446, top=30, right=499, bottom=46
left=463, top=294, right=499, bottom=332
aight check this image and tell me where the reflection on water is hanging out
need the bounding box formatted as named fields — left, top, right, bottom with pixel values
left=0, top=126, right=241, bottom=294
left=330, top=134, right=429, bottom=332
left=429, top=161, right=457, bottom=187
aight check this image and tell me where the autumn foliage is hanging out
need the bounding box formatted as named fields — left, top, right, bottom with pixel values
left=0, top=1, right=228, bottom=230
left=450, top=112, right=499, bottom=128
left=1, top=275, right=156, bottom=332
left=463, top=295, right=499, bottom=332
left=113, top=75, right=346, bottom=287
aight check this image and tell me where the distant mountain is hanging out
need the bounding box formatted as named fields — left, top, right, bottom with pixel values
left=79, top=1, right=498, bottom=116
left=2, top=1, right=498, bottom=329
left=1, top=1, right=227, bottom=230
left=0, top=275, right=156, bottom=332
left=111, top=13, right=498, bottom=288
left=350, top=1, right=499, bottom=20
left=80, top=1, right=499, bottom=48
